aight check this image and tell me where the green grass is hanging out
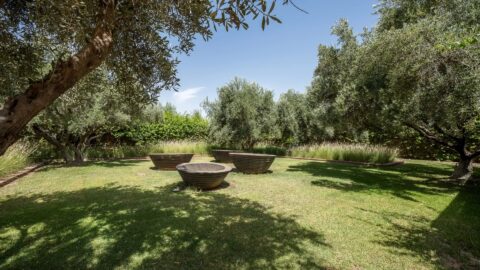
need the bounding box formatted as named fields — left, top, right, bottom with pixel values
left=290, top=143, right=398, bottom=164
left=0, top=143, right=36, bottom=178
left=1, top=157, right=479, bottom=269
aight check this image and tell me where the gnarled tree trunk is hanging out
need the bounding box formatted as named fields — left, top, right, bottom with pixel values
left=73, top=147, right=85, bottom=164
left=451, top=156, right=474, bottom=185
left=0, top=0, right=115, bottom=156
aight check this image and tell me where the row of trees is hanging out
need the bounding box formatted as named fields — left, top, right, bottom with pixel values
left=0, top=0, right=291, bottom=155
left=307, top=0, right=480, bottom=182
left=203, top=78, right=343, bottom=149
left=205, top=0, right=480, bottom=182
left=26, top=67, right=208, bottom=163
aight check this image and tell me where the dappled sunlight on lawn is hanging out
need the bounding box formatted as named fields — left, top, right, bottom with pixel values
left=1, top=158, right=479, bottom=269
left=0, top=184, right=328, bottom=269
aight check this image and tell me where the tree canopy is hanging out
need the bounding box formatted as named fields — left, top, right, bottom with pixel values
left=0, top=0, right=292, bottom=155
left=203, top=78, right=277, bottom=149
left=307, top=0, right=480, bottom=181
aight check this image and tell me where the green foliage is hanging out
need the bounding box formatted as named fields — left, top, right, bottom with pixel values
left=29, top=67, right=138, bottom=163
left=0, top=0, right=290, bottom=103
left=203, top=78, right=277, bottom=149
left=306, top=19, right=366, bottom=142
left=290, top=143, right=398, bottom=164
left=116, top=108, right=208, bottom=144
left=275, top=90, right=312, bottom=146
left=307, top=1, right=480, bottom=175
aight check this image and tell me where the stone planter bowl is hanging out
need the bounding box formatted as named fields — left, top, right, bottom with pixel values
left=176, top=163, right=231, bottom=190
left=211, top=149, right=241, bottom=163
left=149, top=153, right=194, bottom=170
left=230, top=153, right=276, bottom=174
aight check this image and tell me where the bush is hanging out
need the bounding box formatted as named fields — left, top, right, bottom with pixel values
left=115, top=112, right=208, bottom=144
left=289, top=143, right=398, bottom=164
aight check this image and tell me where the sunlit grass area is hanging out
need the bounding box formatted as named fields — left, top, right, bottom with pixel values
left=1, top=157, right=479, bottom=269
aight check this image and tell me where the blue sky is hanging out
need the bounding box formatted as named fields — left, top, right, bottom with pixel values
left=160, top=0, right=379, bottom=114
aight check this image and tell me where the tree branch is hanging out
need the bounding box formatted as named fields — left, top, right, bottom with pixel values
left=404, top=122, right=455, bottom=149
left=0, top=0, right=116, bottom=155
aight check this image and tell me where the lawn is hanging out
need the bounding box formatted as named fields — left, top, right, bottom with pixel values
left=0, top=157, right=479, bottom=269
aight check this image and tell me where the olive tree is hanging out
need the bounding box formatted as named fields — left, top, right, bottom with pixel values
left=30, top=67, right=135, bottom=163
left=203, top=78, right=277, bottom=149
left=276, top=90, right=311, bottom=145
left=308, top=1, right=480, bottom=182
left=0, top=0, right=293, bottom=155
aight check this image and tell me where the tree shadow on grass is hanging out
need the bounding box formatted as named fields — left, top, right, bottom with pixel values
left=0, top=184, right=329, bottom=269
left=288, top=161, right=457, bottom=201
left=366, top=188, right=480, bottom=269
left=287, top=160, right=480, bottom=269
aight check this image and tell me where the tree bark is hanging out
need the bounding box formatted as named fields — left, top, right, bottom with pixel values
left=451, top=157, right=474, bottom=185
left=32, top=125, right=73, bottom=163
left=73, top=147, right=85, bottom=164
left=0, top=0, right=115, bottom=156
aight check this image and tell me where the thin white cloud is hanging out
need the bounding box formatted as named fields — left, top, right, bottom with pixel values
left=173, top=87, right=205, bottom=102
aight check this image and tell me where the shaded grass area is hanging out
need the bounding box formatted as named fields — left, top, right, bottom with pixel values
left=1, top=157, right=479, bottom=269
left=0, top=185, right=326, bottom=269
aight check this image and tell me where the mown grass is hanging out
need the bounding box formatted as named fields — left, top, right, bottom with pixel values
left=0, top=143, right=36, bottom=178
left=1, top=157, right=478, bottom=269
left=290, top=143, right=398, bottom=164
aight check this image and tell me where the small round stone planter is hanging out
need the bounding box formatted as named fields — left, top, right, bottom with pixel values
left=211, top=149, right=240, bottom=163
left=149, top=153, right=193, bottom=170
left=176, top=163, right=231, bottom=190
left=230, top=153, right=276, bottom=174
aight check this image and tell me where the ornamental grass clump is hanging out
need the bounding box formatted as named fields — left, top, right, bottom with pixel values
left=0, top=143, right=36, bottom=177
left=289, top=143, right=398, bottom=164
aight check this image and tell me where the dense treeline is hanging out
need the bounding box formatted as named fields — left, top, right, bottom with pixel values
left=204, top=0, right=480, bottom=182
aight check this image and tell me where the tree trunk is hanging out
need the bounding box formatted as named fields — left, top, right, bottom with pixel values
left=73, top=147, right=85, bottom=164
left=0, top=0, right=115, bottom=156
left=451, top=157, right=474, bottom=185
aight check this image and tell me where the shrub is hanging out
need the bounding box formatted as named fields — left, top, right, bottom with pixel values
left=116, top=112, right=208, bottom=144
left=289, top=143, right=398, bottom=164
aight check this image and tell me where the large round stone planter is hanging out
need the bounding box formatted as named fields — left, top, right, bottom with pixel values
left=176, top=163, right=231, bottom=190
left=230, top=153, right=276, bottom=174
left=211, top=149, right=240, bottom=163
left=149, top=153, right=193, bottom=170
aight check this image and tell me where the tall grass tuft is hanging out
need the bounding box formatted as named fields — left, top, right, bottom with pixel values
left=0, top=143, right=36, bottom=178
left=289, top=143, right=398, bottom=164
left=149, top=141, right=210, bottom=155
left=86, top=141, right=210, bottom=159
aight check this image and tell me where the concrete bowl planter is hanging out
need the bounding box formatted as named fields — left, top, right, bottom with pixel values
left=176, top=163, right=232, bottom=190
left=211, top=149, right=241, bottom=163
left=230, top=153, right=276, bottom=174
left=149, top=153, right=194, bottom=170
